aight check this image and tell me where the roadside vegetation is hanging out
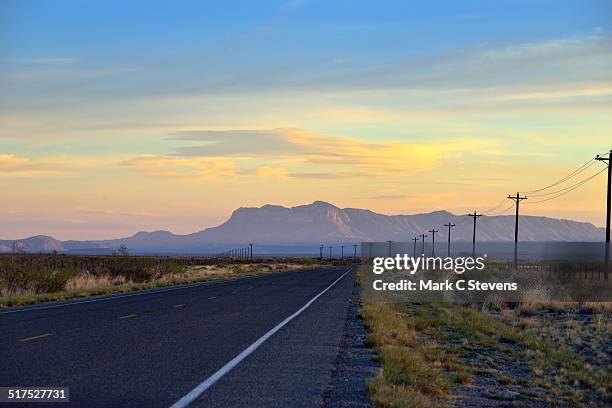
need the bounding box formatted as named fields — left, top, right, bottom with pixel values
left=0, top=253, right=323, bottom=308
left=359, top=266, right=611, bottom=407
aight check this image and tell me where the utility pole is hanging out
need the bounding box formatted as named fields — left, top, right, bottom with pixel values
left=341, top=245, right=344, bottom=260
left=467, top=212, right=483, bottom=258
left=428, top=229, right=439, bottom=257
left=353, top=244, right=358, bottom=258
left=444, top=222, right=456, bottom=257
left=328, top=246, right=333, bottom=261
left=249, top=243, right=253, bottom=261
left=320, top=244, right=324, bottom=261
left=412, top=237, right=419, bottom=257
left=421, top=234, right=428, bottom=256
left=386, top=240, right=392, bottom=257
left=596, top=150, right=611, bottom=280
left=508, top=192, right=528, bottom=268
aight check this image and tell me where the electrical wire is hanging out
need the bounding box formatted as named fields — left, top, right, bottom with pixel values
left=481, top=197, right=508, bottom=213
left=527, top=164, right=608, bottom=197
left=526, top=166, right=607, bottom=204
left=520, top=158, right=596, bottom=194
left=454, top=215, right=478, bottom=227
left=488, top=201, right=516, bottom=216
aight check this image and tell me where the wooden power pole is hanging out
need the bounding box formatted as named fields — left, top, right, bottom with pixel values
left=420, top=233, right=428, bottom=256
left=467, top=212, right=483, bottom=258
left=428, top=229, right=439, bottom=257
left=508, top=192, right=528, bottom=268
left=596, top=150, right=611, bottom=280
left=412, top=237, right=419, bottom=257
left=444, top=222, right=456, bottom=257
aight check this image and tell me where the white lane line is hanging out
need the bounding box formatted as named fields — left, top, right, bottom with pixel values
left=169, top=267, right=352, bottom=408
left=20, top=332, right=54, bottom=342
left=0, top=273, right=286, bottom=314
left=207, top=296, right=217, bottom=300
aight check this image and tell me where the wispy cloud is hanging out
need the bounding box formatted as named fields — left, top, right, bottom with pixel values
left=120, top=155, right=236, bottom=179
left=0, top=154, right=63, bottom=177
left=288, top=172, right=365, bottom=179
left=171, top=128, right=485, bottom=174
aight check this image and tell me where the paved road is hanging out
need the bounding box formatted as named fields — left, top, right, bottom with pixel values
left=1, top=266, right=356, bottom=407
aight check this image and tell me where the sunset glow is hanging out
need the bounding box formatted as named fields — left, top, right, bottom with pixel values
left=1, top=0, right=611, bottom=239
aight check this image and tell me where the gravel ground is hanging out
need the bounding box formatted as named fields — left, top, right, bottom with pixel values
left=323, top=281, right=379, bottom=408
left=453, top=306, right=611, bottom=407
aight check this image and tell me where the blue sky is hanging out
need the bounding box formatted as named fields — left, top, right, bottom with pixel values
left=1, top=0, right=611, bottom=239
left=2, top=1, right=608, bottom=59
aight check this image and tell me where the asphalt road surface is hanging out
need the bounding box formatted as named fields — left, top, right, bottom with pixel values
left=1, top=265, right=356, bottom=407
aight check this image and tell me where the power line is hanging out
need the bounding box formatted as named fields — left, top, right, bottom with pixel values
left=528, top=164, right=607, bottom=197
left=520, top=157, right=595, bottom=194
left=526, top=167, right=607, bottom=204
left=488, top=202, right=516, bottom=216
left=454, top=215, right=474, bottom=226
left=482, top=197, right=509, bottom=213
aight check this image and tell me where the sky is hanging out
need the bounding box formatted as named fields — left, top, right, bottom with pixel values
left=1, top=0, right=611, bottom=240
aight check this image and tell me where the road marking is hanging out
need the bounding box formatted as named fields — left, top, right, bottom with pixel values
left=170, top=267, right=352, bottom=408
left=20, top=333, right=54, bottom=342
left=231, top=290, right=238, bottom=294
left=118, top=314, right=137, bottom=320
left=207, top=296, right=217, bottom=300
left=174, top=304, right=186, bottom=308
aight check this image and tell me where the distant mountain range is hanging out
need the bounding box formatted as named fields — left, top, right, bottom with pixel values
left=0, top=201, right=605, bottom=254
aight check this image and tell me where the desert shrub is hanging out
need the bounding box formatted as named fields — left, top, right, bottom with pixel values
left=0, top=255, right=77, bottom=294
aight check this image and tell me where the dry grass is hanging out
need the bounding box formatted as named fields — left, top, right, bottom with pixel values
left=359, top=259, right=611, bottom=407
left=0, top=261, right=318, bottom=308
left=361, top=302, right=415, bottom=348
left=362, top=301, right=474, bottom=407
left=65, top=274, right=128, bottom=291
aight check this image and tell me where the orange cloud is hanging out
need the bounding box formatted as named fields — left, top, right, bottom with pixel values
left=172, top=128, right=488, bottom=175
left=120, top=155, right=236, bottom=179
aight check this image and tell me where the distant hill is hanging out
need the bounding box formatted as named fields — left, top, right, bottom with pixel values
left=0, top=201, right=605, bottom=253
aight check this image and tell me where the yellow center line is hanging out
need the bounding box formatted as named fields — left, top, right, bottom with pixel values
left=118, top=314, right=137, bottom=320
left=174, top=304, right=186, bottom=308
left=20, top=332, right=54, bottom=342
